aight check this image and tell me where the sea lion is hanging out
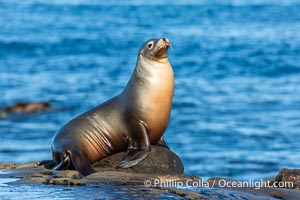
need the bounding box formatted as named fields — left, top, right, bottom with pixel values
left=51, top=38, right=174, bottom=176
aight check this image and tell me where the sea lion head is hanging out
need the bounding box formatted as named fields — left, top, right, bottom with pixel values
left=139, top=38, right=171, bottom=61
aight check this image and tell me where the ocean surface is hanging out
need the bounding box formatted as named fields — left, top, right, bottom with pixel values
left=1, top=0, right=300, bottom=186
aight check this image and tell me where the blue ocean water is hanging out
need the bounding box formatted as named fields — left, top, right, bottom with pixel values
left=1, top=0, right=300, bottom=182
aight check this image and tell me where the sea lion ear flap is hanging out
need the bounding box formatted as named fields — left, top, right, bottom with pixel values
left=117, top=121, right=151, bottom=169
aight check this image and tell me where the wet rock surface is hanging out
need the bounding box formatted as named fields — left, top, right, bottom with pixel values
left=41, top=145, right=184, bottom=175
left=1, top=147, right=300, bottom=199
left=275, top=168, right=300, bottom=190
left=206, top=178, right=300, bottom=200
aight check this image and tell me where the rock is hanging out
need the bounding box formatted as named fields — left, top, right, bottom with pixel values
left=93, top=145, right=184, bottom=174
left=207, top=177, right=300, bottom=200
left=1, top=153, right=300, bottom=199
left=40, top=145, right=184, bottom=175
left=275, top=168, right=300, bottom=189
left=0, top=162, right=203, bottom=198
left=1, top=101, right=52, bottom=114
left=0, top=162, right=40, bottom=170
left=1, top=164, right=300, bottom=199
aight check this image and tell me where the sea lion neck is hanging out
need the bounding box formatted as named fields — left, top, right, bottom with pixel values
left=135, top=55, right=170, bottom=81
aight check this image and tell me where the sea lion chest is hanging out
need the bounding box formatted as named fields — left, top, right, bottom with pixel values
left=120, top=60, right=174, bottom=144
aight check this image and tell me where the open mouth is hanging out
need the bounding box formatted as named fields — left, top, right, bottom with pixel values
left=155, top=43, right=170, bottom=59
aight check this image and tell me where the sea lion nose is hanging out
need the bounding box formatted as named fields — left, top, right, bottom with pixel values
left=161, top=38, right=171, bottom=47
left=162, top=38, right=169, bottom=43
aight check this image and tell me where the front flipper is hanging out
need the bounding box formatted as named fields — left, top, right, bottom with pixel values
left=118, top=121, right=151, bottom=168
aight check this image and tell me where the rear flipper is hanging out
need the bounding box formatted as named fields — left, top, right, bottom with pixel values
left=53, top=150, right=96, bottom=177
left=118, top=121, right=151, bottom=168
left=53, top=155, right=71, bottom=170
left=39, top=160, right=56, bottom=169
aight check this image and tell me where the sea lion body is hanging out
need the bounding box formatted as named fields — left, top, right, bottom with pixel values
left=51, top=38, right=174, bottom=176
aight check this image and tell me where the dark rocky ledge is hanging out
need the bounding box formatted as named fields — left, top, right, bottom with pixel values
left=1, top=146, right=300, bottom=199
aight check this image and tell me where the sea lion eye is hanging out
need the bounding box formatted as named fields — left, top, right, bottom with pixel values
left=147, top=41, right=154, bottom=49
